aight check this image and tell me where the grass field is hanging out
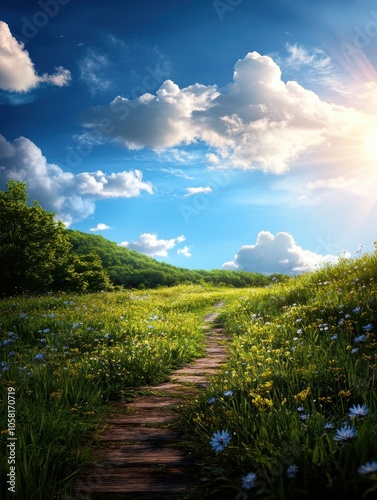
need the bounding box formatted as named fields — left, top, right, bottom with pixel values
left=1, top=251, right=377, bottom=499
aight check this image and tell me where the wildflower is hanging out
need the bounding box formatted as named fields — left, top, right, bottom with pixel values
left=324, top=422, right=334, bottom=430
left=299, top=413, right=311, bottom=420
left=286, top=464, right=299, bottom=479
left=19, top=312, right=27, bottom=319
left=43, top=328, right=50, bottom=334
left=223, top=390, right=233, bottom=397
left=72, top=323, right=80, bottom=328
left=358, top=461, right=377, bottom=475
left=362, top=324, right=373, bottom=332
left=348, top=403, right=369, bottom=417
left=104, top=333, right=110, bottom=339
left=297, top=406, right=305, bottom=412
left=353, top=307, right=361, bottom=314
left=34, top=353, right=44, bottom=361
left=1, top=361, right=10, bottom=372
left=351, top=348, right=359, bottom=354
left=8, top=352, right=16, bottom=357
left=353, top=334, right=366, bottom=343
left=333, top=424, right=357, bottom=441
left=241, top=472, right=258, bottom=490
left=210, top=430, right=231, bottom=453
left=331, top=335, right=338, bottom=340
left=208, top=397, right=216, bottom=404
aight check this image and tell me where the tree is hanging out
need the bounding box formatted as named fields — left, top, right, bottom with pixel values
left=0, top=181, right=112, bottom=294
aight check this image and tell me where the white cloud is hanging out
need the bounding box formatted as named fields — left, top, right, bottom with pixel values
left=82, top=50, right=376, bottom=174
left=0, top=22, right=71, bottom=92
left=78, top=49, right=112, bottom=95
left=177, top=245, right=192, bottom=258
left=0, top=134, right=154, bottom=226
left=222, top=231, right=338, bottom=275
left=160, top=168, right=194, bottom=180
left=119, top=233, right=186, bottom=257
left=184, top=186, right=213, bottom=197
left=90, top=223, right=112, bottom=231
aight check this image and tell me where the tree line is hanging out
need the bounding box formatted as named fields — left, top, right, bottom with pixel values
left=0, top=181, right=287, bottom=295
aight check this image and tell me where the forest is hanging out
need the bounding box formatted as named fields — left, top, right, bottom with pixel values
left=0, top=181, right=286, bottom=295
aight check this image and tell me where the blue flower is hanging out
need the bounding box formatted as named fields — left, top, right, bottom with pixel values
left=362, top=324, right=373, bottom=332
left=34, top=353, right=44, bottom=361
left=241, top=472, right=258, bottom=490
left=286, top=464, right=299, bottom=479
left=8, top=352, right=16, bottom=357
left=104, top=333, right=110, bottom=339
left=223, top=390, right=233, bottom=397
left=333, top=424, right=357, bottom=441
left=208, top=397, right=216, bottom=404
left=297, top=406, right=305, bottom=412
left=353, top=307, right=361, bottom=314
left=358, top=461, right=377, bottom=474
left=1, top=361, right=10, bottom=372
left=210, top=430, right=231, bottom=453
left=348, top=403, right=369, bottom=417
left=351, top=348, right=359, bottom=354
left=331, top=335, right=338, bottom=340
left=324, top=422, right=334, bottom=430
left=299, top=413, right=311, bottom=420
left=353, top=334, right=366, bottom=343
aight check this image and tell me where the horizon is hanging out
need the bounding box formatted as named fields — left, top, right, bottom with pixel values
left=1, top=0, right=377, bottom=273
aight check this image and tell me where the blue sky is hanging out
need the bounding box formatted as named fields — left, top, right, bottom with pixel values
left=1, top=0, right=377, bottom=273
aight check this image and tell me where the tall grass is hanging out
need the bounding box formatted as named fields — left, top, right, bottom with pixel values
left=0, top=285, right=236, bottom=499
left=181, top=252, right=377, bottom=499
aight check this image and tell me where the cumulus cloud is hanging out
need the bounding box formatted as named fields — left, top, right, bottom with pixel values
left=0, top=134, right=153, bottom=225
left=82, top=50, right=376, bottom=173
left=184, top=186, right=213, bottom=197
left=90, top=223, right=112, bottom=231
left=119, top=233, right=186, bottom=257
left=222, top=231, right=338, bottom=275
left=0, top=21, right=71, bottom=92
left=177, top=245, right=192, bottom=257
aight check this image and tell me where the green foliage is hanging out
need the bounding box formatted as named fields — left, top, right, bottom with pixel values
left=0, top=285, right=236, bottom=498
left=0, top=182, right=112, bottom=295
left=67, top=229, right=280, bottom=289
left=181, top=251, right=377, bottom=499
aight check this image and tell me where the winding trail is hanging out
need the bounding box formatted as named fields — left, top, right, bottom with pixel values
left=74, top=302, right=227, bottom=499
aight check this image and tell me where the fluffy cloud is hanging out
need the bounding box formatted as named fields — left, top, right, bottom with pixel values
left=82, top=51, right=376, bottom=173
left=184, top=186, right=213, bottom=197
left=119, top=233, right=185, bottom=257
left=177, top=245, right=192, bottom=257
left=222, top=231, right=338, bottom=274
left=0, top=134, right=153, bottom=225
left=90, top=223, right=112, bottom=231
left=0, top=22, right=71, bottom=92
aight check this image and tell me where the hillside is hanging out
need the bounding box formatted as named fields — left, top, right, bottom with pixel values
left=67, top=230, right=283, bottom=289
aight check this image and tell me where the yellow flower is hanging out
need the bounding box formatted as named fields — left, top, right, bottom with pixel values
left=338, top=390, right=351, bottom=397
left=294, top=386, right=311, bottom=403
left=251, top=394, right=273, bottom=411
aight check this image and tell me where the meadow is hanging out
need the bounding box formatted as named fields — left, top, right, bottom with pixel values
left=181, top=251, right=377, bottom=499
left=0, top=285, right=237, bottom=499
left=0, top=250, right=377, bottom=499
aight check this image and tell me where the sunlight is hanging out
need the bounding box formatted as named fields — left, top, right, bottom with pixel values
left=363, top=129, right=377, bottom=164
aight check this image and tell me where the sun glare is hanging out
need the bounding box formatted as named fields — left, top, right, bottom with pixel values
left=363, top=130, right=377, bottom=164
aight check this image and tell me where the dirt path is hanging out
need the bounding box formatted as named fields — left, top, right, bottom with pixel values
left=73, top=302, right=227, bottom=499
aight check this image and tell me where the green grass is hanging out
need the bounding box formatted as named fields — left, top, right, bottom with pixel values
left=2, top=251, right=377, bottom=499
left=181, top=252, right=377, bottom=499
left=0, top=284, right=237, bottom=499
